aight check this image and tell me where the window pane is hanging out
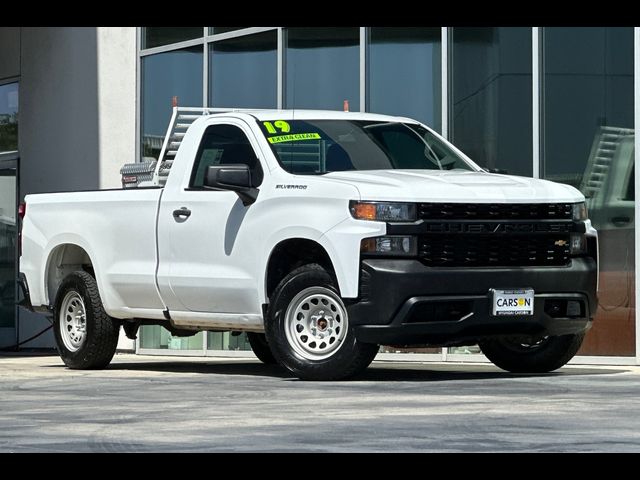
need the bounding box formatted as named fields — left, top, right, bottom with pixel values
left=141, top=46, right=203, bottom=160
left=143, top=27, right=203, bottom=49
left=209, top=31, right=277, bottom=108
left=451, top=27, right=532, bottom=176
left=0, top=167, right=16, bottom=329
left=369, top=27, right=441, bottom=132
left=286, top=27, right=359, bottom=111
left=543, top=27, right=635, bottom=356
left=0, top=83, right=18, bottom=152
left=190, top=124, right=261, bottom=188
left=211, top=27, right=248, bottom=35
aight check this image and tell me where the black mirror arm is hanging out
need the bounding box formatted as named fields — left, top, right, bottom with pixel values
left=237, top=188, right=259, bottom=206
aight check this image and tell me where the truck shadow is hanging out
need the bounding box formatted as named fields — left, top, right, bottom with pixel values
left=100, top=360, right=630, bottom=382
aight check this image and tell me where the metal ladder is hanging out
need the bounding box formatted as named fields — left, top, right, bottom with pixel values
left=579, top=126, right=634, bottom=202
left=151, top=105, right=272, bottom=186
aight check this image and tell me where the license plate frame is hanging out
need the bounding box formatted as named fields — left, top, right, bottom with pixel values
left=490, top=288, right=535, bottom=316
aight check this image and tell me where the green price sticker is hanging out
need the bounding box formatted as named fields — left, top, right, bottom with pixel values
left=267, top=133, right=321, bottom=144
left=263, top=120, right=291, bottom=134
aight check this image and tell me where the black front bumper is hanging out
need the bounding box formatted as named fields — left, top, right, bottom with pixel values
left=348, top=257, right=598, bottom=346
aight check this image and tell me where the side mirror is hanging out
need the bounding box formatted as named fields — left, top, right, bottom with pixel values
left=204, top=164, right=259, bottom=205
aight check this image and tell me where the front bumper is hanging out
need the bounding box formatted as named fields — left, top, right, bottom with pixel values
left=348, top=257, right=598, bottom=346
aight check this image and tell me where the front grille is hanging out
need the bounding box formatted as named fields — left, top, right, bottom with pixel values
left=419, top=233, right=571, bottom=267
left=419, top=203, right=573, bottom=220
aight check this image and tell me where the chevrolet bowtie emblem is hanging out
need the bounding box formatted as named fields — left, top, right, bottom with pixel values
left=555, top=239, right=568, bottom=246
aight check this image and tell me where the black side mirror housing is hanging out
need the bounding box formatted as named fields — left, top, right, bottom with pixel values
left=204, top=164, right=259, bottom=205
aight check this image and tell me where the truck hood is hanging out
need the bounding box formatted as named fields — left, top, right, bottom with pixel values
left=323, top=170, right=584, bottom=203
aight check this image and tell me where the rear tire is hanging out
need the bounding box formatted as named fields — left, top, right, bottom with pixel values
left=247, top=332, right=276, bottom=364
left=479, top=333, right=585, bottom=373
left=265, top=264, right=379, bottom=381
left=53, top=271, right=119, bottom=369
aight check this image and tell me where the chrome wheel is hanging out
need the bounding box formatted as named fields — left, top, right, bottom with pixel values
left=59, top=291, right=87, bottom=352
left=284, top=286, right=348, bottom=361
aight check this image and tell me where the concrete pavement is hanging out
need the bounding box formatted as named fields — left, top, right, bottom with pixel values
left=1, top=353, right=639, bottom=452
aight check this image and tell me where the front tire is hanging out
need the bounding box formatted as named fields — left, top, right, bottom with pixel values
left=265, top=264, right=379, bottom=380
left=53, top=271, right=119, bottom=369
left=479, top=333, right=585, bottom=373
left=247, top=332, right=276, bottom=364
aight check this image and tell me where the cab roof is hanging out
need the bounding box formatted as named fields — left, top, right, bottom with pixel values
left=214, top=109, right=420, bottom=124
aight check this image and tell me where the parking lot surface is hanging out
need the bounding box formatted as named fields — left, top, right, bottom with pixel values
left=1, top=353, right=639, bottom=452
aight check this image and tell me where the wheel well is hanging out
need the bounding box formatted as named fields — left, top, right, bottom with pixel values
left=266, top=239, right=336, bottom=300
left=46, top=244, right=94, bottom=305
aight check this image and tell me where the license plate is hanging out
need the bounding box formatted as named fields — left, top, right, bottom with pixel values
left=491, top=288, right=534, bottom=316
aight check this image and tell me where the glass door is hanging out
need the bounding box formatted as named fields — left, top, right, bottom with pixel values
left=0, top=157, right=17, bottom=347
left=0, top=81, right=18, bottom=347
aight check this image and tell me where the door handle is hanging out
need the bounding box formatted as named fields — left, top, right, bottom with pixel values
left=173, top=207, right=192, bottom=219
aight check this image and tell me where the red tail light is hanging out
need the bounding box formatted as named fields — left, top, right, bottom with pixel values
left=18, top=202, right=26, bottom=219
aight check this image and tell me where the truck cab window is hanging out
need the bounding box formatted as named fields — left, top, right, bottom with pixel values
left=190, top=124, right=263, bottom=188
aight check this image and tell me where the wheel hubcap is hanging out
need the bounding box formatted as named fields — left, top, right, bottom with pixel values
left=284, top=287, right=348, bottom=361
left=59, top=291, right=87, bottom=352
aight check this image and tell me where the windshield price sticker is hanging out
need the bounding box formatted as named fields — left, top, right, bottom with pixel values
left=268, top=133, right=321, bottom=144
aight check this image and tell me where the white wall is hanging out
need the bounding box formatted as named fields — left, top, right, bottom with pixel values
left=97, top=27, right=137, bottom=189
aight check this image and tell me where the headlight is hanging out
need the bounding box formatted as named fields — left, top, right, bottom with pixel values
left=572, top=202, right=588, bottom=221
left=361, top=236, right=417, bottom=256
left=350, top=201, right=417, bottom=222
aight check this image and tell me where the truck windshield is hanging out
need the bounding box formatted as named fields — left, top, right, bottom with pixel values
left=257, top=119, right=477, bottom=175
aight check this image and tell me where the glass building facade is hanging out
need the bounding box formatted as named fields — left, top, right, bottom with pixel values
left=138, top=27, right=637, bottom=360
left=0, top=81, right=18, bottom=347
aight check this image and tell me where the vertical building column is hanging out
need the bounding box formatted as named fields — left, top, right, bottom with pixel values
left=634, top=27, right=640, bottom=365
left=442, top=26, right=449, bottom=362
left=441, top=27, right=448, bottom=139
left=135, top=27, right=141, bottom=163
left=532, top=27, right=541, bottom=179
left=360, top=27, right=366, bottom=112
left=277, top=28, right=283, bottom=109
left=202, top=27, right=208, bottom=107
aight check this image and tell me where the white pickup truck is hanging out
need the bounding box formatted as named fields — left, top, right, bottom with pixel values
left=19, top=108, right=598, bottom=380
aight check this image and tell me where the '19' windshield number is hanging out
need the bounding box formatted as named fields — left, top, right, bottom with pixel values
left=263, top=121, right=291, bottom=134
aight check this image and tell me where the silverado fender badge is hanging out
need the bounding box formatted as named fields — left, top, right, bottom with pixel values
left=275, top=184, right=308, bottom=190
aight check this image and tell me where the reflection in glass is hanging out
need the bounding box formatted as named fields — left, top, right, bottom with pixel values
left=0, top=83, right=18, bottom=330
left=142, top=46, right=203, bottom=160
left=207, top=332, right=251, bottom=351
left=286, top=27, right=359, bottom=111
left=0, top=168, right=16, bottom=328
left=0, top=83, right=18, bottom=152
left=211, top=27, right=248, bottom=35
left=143, top=27, right=203, bottom=49
left=369, top=27, right=441, bottom=132
left=210, top=31, right=277, bottom=108
left=139, top=326, right=203, bottom=350
left=543, top=27, right=635, bottom=356
left=451, top=27, right=532, bottom=176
